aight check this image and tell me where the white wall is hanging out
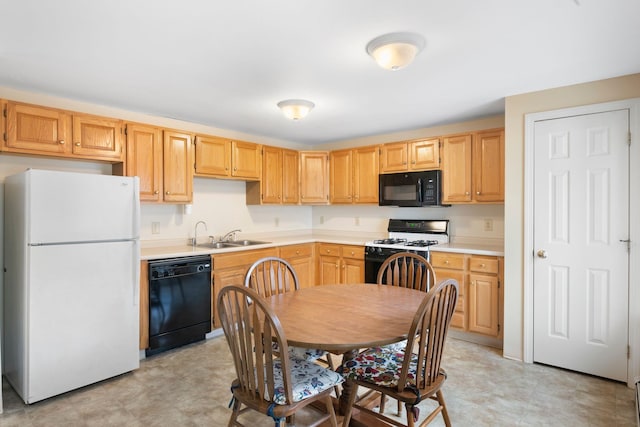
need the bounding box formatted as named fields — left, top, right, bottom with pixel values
left=140, top=178, right=313, bottom=242
left=312, top=204, right=504, bottom=241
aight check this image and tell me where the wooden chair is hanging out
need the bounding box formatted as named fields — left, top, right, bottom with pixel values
left=377, top=251, right=436, bottom=292
left=340, top=279, right=459, bottom=427
left=376, top=251, right=437, bottom=414
left=217, top=285, right=342, bottom=427
left=245, top=257, right=339, bottom=383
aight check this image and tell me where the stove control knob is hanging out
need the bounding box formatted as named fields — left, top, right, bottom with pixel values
left=377, top=247, right=383, bottom=254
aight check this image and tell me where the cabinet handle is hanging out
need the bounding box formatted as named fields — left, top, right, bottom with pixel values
left=480, top=263, right=486, bottom=268
left=444, top=260, right=449, bottom=264
left=296, top=250, right=300, bottom=255
left=154, top=190, right=159, bottom=195
left=476, top=191, right=481, bottom=195
left=75, top=142, right=81, bottom=146
left=59, top=140, right=65, bottom=145
left=465, top=192, right=470, bottom=195
left=233, top=167, right=237, bottom=171
left=166, top=191, right=171, bottom=195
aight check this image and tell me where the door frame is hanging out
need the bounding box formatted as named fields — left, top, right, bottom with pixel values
left=523, top=98, right=640, bottom=387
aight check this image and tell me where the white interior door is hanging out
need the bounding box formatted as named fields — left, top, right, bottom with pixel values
left=533, top=109, right=629, bottom=381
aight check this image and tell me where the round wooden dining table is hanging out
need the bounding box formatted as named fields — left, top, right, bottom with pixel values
left=266, top=283, right=426, bottom=417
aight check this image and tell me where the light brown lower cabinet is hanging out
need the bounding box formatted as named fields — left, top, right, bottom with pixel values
left=431, top=251, right=503, bottom=338
left=211, top=248, right=278, bottom=328
left=279, top=243, right=315, bottom=288
left=316, top=243, right=364, bottom=285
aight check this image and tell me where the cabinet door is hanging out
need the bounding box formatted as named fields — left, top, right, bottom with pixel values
left=468, top=273, right=499, bottom=336
left=212, top=267, right=245, bottom=328
left=5, top=101, right=71, bottom=154
left=289, top=256, right=314, bottom=289
left=194, top=135, right=231, bottom=176
left=435, top=269, right=466, bottom=329
left=72, top=114, right=123, bottom=161
left=330, top=149, right=353, bottom=204
left=318, top=255, right=341, bottom=285
left=125, top=123, right=163, bottom=202
left=410, top=138, right=440, bottom=170
left=232, top=140, right=261, bottom=179
left=353, top=145, right=379, bottom=204
left=473, top=129, right=504, bottom=202
left=379, top=142, right=408, bottom=173
left=442, top=134, right=472, bottom=203
left=163, top=130, right=193, bottom=203
left=300, top=151, right=329, bottom=204
left=342, top=258, right=364, bottom=284
left=281, top=149, right=299, bottom=204
left=261, top=145, right=282, bottom=204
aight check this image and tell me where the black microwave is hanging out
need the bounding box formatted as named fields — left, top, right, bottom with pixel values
left=378, top=170, right=447, bottom=207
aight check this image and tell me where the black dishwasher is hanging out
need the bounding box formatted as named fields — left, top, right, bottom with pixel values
left=147, top=256, right=212, bottom=356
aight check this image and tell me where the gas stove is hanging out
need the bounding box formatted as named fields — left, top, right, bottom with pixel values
left=364, top=219, right=449, bottom=283
left=366, top=219, right=449, bottom=252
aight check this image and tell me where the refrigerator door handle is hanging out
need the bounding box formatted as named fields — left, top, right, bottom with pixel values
left=133, top=240, right=140, bottom=307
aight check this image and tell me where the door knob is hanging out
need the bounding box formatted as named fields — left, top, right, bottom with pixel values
left=536, top=249, right=547, bottom=259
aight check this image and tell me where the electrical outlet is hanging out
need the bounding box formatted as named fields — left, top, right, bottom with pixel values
left=483, top=218, right=494, bottom=232
left=274, top=217, right=280, bottom=227
left=152, top=222, right=160, bottom=234
left=355, top=216, right=360, bottom=226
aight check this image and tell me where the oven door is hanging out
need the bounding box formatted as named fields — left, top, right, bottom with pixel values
left=365, top=247, right=403, bottom=283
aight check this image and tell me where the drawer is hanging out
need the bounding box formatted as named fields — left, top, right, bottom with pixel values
left=341, top=245, right=364, bottom=260
left=280, top=243, right=313, bottom=259
left=318, top=243, right=341, bottom=257
left=213, top=248, right=278, bottom=270
left=469, top=256, right=499, bottom=274
left=431, top=252, right=465, bottom=270
left=439, top=270, right=465, bottom=296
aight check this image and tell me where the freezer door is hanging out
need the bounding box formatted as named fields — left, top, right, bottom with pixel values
left=25, top=170, right=139, bottom=243
left=26, top=241, right=139, bottom=403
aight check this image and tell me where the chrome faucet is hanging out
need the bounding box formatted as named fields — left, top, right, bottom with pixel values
left=221, top=229, right=241, bottom=242
left=191, top=221, right=208, bottom=246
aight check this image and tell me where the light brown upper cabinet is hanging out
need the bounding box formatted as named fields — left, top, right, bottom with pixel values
left=330, top=145, right=379, bottom=204
left=122, top=123, right=163, bottom=202
left=194, top=135, right=261, bottom=180
left=163, top=130, right=194, bottom=203
left=300, top=151, right=329, bottom=204
left=442, top=128, right=504, bottom=204
left=2, top=101, right=124, bottom=162
left=121, top=125, right=193, bottom=203
left=246, top=145, right=299, bottom=205
left=379, top=137, right=440, bottom=173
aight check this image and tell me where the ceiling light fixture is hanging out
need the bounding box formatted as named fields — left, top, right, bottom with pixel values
left=277, top=99, right=315, bottom=120
left=366, top=32, right=426, bottom=71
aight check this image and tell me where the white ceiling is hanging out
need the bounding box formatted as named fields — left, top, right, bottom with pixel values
left=1, top=0, right=639, bottom=145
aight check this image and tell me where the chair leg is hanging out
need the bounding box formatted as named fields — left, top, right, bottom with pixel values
left=341, top=382, right=359, bottom=427
left=436, top=390, right=452, bottom=427
left=228, top=399, right=241, bottom=427
left=325, top=354, right=341, bottom=397
left=379, top=392, right=387, bottom=413
left=324, top=395, right=338, bottom=427
left=396, top=397, right=402, bottom=416
left=405, top=402, right=416, bottom=427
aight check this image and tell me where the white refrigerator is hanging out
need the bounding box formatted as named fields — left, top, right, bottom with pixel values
left=3, top=169, right=140, bottom=404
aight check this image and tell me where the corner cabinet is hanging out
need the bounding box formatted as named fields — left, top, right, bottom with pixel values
left=3, top=101, right=124, bottom=163
left=330, top=145, right=379, bottom=204
left=300, top=151, right=329, bottom=204
left=379, top=137, right=440, bottom=173
left=442, top=128, right=504, bottom=204
left=194, top=135, right=261, bottom=180
left=246, top=145, right=299, bottom=205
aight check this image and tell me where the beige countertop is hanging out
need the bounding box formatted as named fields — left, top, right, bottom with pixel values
left=141, top=231, right=504, bottom=260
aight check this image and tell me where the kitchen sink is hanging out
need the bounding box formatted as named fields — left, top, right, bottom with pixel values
left=226, top=240, right=271, bottom=246
left=197, top=242, right=238, bottom=249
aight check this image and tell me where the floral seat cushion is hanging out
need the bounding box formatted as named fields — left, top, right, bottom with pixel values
left=271, top=342, right=327, bottom=361
left=268, top=358, right=344, bottom=405
left=339, top=346, right=419, bottom=388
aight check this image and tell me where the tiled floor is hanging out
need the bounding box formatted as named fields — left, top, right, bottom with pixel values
left=0, top=336, right=636, bottom=426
